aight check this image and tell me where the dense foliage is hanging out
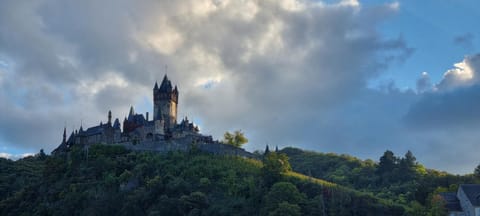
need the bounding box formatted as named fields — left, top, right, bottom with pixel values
left=281, top=147, right=479, bottom=214
left=222, top=130, right=249, bottom=148
left=0, top=145, right=407, bottom=215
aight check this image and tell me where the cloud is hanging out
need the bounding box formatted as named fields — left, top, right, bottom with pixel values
left=454, top=33, right=474, bottom=50
left=416, top=72, right=432, bottom=93
left=2, top=0, right=479, bottom=174
left=0, top=152, right=35, bottom=160
left=435, top=54, right=480, bottom=91
left=406, top=54, right=480, bottom=128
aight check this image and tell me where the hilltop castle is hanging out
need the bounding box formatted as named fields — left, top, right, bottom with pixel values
left=53, top=75, right=223, bottom=154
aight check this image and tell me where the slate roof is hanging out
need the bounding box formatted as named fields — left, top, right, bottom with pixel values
left=439, top=192, right=463, bottom=212
left=82, top=124, right=109, bottom=136
left=159, top=75, right=173, bottom=92
left=128, top=114, right=146, bottom=124
left=113, top=118, right=121, bottom=129
left=460, top=184, right=480, bottom=207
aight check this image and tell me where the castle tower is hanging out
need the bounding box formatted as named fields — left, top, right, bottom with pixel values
left=153, top=74, right=178, bottom=128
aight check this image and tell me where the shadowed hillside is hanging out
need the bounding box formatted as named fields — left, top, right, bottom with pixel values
left=0, top=145, right=408, bottom=216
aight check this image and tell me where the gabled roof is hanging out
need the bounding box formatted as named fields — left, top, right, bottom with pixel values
left=460, top=184, right=480, bottom=207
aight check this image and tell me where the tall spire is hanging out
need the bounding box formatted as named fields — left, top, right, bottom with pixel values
left=154, top=81, right=159, bottom=90
left=108, top=110, right=112, bottom=125
left=129, top=106, right=135, bottom=117
left=62, top=127, right=66, bottom=144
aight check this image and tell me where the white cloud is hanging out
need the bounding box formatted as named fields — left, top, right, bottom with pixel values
left=0, top=152, right=35, bottom=160
left=339, top=0, right=360, bottom=7
left=435, top=54, right=480, bottom=91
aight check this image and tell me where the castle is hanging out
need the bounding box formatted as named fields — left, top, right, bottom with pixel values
left=52, top=75, right=226, bottom=154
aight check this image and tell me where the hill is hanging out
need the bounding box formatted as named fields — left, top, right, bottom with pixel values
left=280, top=147, right=479, bottom=213
left=0, top=145, right=408, bottom=215
left=2, top=145, right=477, bottom=215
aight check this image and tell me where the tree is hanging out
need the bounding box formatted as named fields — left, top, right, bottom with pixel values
left=377, top=150, right=399, bottom=185
left=223, top=130, right=248, bottom=147
left=377, top=150, right=397, bottom=174
left=399, top=150, right=417, bottom=181
left=474, top=163, right=480, bottom=179
left=263, top=182, right=306, bottom=214
left=262, top=152, right=292, bottom=185
left=268, top=202, right=301, bottom=216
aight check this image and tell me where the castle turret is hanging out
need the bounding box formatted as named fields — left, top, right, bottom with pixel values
left=153, top=74, right=178, bottom=129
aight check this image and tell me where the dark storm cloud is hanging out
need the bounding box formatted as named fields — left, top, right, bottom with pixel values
left=405, top=85, right=480, bottom=129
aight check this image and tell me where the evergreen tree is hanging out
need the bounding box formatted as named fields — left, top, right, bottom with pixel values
left=399, top=150, right=417, bottom=181
left=377, top=150, right=397, bottom=175
left=474, top=163, right=480, bottom=179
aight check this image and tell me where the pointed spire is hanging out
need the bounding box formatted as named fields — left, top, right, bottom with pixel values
left=108, top=110, right=112, bottom=125
left=154, top=81, right=159, bottom=90
left=113, top=118, right=121, bottom=129
left=159, top=74, right=173, bottom=92
left=62, top=127, right=67, bottom=144
left=129, top=106, right=135, bottom=118
left=264, top=145, right=270, bottom=155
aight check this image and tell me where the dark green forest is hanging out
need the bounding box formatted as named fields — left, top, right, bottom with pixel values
left=0, top=145, right=477, bottom=215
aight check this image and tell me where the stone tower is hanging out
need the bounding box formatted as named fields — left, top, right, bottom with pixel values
left=153, top=75, right=178, bottom=129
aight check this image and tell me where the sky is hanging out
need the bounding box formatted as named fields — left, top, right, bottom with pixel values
left=0, top=0, right=479, bottom=174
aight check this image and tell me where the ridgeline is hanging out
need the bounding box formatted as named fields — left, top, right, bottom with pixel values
left=0, top=145, right=477, bottom=215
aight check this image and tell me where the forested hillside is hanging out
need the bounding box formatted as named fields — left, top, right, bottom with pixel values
left=0, top=145, right=408, bottom=215
left=1, top=145, right=475, bottom=215
left=281, top=147, right=479, bottom=214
